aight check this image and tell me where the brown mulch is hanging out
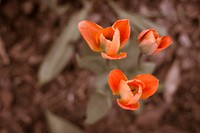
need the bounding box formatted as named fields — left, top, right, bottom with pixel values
left=0, top=0, right=199, bottom=133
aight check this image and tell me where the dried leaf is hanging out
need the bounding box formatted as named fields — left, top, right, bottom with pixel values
left=41, top=0, right=70, bottom=15
left=135, top=105, right=167, bottom=128
left=164, top=61, right=180, bottom=104
left=38, top=2, right=92, bottom=85
left=45, top=110, right=84, bottom=133
left=85, top=92, right=111, bottom=124
left=0, top=36, right=10, bottom=65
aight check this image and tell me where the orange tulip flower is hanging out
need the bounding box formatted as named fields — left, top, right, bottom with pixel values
left=137, top=28, right=173, bottom=55
left=78, top=19, right=130, bottom=60
left=108, top=69, right=159, bottom=110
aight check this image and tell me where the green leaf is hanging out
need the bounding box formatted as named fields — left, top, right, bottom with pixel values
left=133, top=14, right=167, bottom=35
left=38, top=2, right=92, bottom=85
left=80, top=41, right=100, bottom=56
left=76, top=54, right=107, bottom=74
left=38, top=44, right=74, bottom=85
left=157, top=83, right=164, bottom=92
left=108, top=1, right=167, bottom=35
left=119, top=37, right=140, bottom=70
left=85, top=92, right=111, bottom=124
left=94, top=73, right=109, bottom=92
left=138, top=62, right=156, bottom=74
left=134, top=100, right=144, bottom=115
left=45, top=110, right=84, bottom=133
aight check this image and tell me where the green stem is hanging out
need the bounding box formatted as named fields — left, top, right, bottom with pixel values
left=106, top=59, right=110, bottom=71
left=137, top=52, right=143, bottom=67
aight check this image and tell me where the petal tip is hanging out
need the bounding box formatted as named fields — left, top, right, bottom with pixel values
left=117, top=99, right=139, bottom=111
left=101, top=52, right=127, bottom=60
left=108, top=69, right=128, bottom=94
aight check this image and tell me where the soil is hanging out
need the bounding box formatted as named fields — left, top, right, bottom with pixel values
left=0, top=0, right=200, bottom=133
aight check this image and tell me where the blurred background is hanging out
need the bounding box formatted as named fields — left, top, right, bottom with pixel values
left=0, top=0, right=199, bottom=133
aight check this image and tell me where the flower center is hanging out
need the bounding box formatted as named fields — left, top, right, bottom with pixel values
left=129, top=85, right=139, bottom=95
left=104, top=35, right=113, bottom=41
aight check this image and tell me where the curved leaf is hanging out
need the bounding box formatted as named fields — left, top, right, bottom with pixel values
left=85, top=92, right=111, bottom=124
left=45, top=111, right=84, bottom=133
left=38, top=2, right=92, bottom=85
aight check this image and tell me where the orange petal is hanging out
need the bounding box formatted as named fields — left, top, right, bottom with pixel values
left=141, top=30, right=156, bottom=42
left=138, top=40, right=158, bottom=55
left=138, top=29, right=151, bottom=41
left=151, top=29, right=159, bottom=39
left=138, top=28, right=159, bottom=43
left=78, top=20, right=103, bottom=52
left=118, top=80, right=142, bottom=105
left=112, top=19, right=130, bottom=49
left=99, top=28, right=120, bottom=55
left=153, top=36, right=173, bottom=54
left=107, top=28, right=120, bottom=55
left=127, top=79, right=145, bottom=90
left=133, top=74, right=159, bottom=99
left=99, top=33, right=111, bottom=50
left=118, top=80, right=134, bottom=103
left=96, top=27, right=115, bottom=44
left=101, top=52, right=127, bottom=60
left=108, top=69, right=128, bottom=95
left=117, top=99, right=139, bottom=110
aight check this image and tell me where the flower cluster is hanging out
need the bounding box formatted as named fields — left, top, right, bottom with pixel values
left=78, top=19, right=172, bottom=111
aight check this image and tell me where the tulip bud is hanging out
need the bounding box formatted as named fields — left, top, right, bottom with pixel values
left=138, top=29, right=172, bottom=55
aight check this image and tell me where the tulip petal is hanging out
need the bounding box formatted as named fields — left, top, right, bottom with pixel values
left=133, top=74, right=159, bottom=99
left=101, top=52, right=127, bottom=60
left=127, top=79, right=145, bottom=90
left=138, top=29, right=151, bottom=42
left=99, top=28, right=120, bottom=55
left=118, top=80, right=134, bottom=103
left=78, top=20, right=103, bottom=52
left=118, top=80, right=142, bottom=105
left=108, top=69, right=128, bottom=95
left=138, top=29, right=158, bottom=55
left=96, top=27, right=115, bottom=43
left=139, top=40, right=158, bottom=55
left=107, top=28, right=120, bottom=55
left=112, top=19, right=130, bottom=48
left=117, top=99, right=139, bottom=110
left=99, top=34, right=112, bottom=50
left=153, top=36, right=173, bottom=54
left=138, top=29, right=159, bottom=43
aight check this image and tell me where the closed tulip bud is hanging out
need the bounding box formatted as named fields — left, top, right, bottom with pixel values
left=138, top=29, right=173, bottom=55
